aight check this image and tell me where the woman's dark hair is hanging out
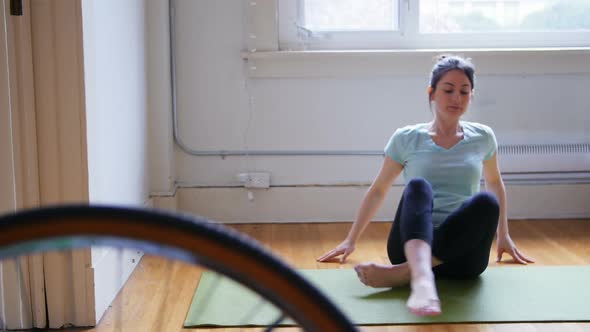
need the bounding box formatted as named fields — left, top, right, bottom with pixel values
left=429, top=54, right=475, bottom=93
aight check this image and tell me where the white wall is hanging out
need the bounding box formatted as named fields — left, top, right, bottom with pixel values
left=83, top=0, right=149, bottom=206
left=82, top=0, right=148, bottom=323
left=152, top=0, right=590, bottom=222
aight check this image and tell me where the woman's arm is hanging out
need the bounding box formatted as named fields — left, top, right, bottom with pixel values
left=482, top=152, right=509, bottom=236
left=483, top=152, right=534, bottom=264
left=347, top=157, right=404, bottom=242
left=317, top=156, right=403, bottom=263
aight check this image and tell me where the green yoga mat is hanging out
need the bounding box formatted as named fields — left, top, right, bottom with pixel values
left=184, top=266, right=590, bottom=327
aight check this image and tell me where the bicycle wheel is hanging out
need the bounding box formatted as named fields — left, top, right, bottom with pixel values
left=0, top=205, right=357, bottom=332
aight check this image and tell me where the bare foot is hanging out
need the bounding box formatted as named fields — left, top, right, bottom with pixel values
left=353, top=262, right=411, bottom=288
left=406, top=274, right=441, bottom=316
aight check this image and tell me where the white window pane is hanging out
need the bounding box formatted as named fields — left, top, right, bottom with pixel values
left=302, top=0, right=399, bottom=31
left=420, top=0, right=590, bottom=33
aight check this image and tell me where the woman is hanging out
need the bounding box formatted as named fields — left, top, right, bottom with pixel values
left=317, top=55, right=534, bottom=317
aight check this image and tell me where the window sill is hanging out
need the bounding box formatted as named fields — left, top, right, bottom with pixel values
left=241, top=48, right=590, bottom=78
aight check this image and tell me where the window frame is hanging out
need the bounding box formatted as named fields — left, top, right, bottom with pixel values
left=278, top=0, right=590, bottom=51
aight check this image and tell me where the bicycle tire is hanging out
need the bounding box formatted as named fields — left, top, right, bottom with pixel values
left=0, top=205, right=358, bottom=332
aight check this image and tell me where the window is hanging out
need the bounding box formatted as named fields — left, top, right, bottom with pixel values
left=278, top=0, right=590, bottom=50
left=301, top=0, right=399, bottom=31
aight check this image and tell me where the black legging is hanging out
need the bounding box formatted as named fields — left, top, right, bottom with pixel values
left=387, top=178, right=500, bottom=279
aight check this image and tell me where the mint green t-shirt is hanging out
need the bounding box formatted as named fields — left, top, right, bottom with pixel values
left=384, top=121, right=497, bottom=227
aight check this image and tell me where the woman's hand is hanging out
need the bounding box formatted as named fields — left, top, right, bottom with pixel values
left=317, top=239, right=356, bottom=263
left=496, top=233, right=534, bottom=264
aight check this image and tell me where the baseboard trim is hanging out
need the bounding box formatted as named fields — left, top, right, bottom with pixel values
left=175, top=184, right=590, bottom=223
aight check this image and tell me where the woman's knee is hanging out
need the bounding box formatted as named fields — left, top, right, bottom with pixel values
left=406, top=177, right=433, bottom=195
left=464, top=261, right=489, bottom=279
left=472, top=192, right=500, bottom=218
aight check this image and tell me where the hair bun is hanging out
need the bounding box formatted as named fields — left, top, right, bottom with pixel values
left=434, top=54, right=452, bottom=62
left=435, top=54, right=473, bottom=64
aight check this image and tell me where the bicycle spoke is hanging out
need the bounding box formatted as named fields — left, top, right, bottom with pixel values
left=263, top=314, right=287, bottom=332
left=238, top=296, right=268, bottom=325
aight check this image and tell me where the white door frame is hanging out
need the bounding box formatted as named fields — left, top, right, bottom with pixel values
left=0, top=0, right=21, bottom=327
left=4, top=0, right=47, bottom=327
left=29, top=0, right=95, bottom=328
left=0, top=0, right=16, bottom=222
left=0, top=0, right=41, bottom=329
left=2, top=0, right=95, bottom=328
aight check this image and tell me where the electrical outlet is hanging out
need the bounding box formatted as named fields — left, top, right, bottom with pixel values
left=236, top=172, right=271, bottom=189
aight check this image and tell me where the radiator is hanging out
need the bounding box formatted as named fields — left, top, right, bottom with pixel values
left=498, top=143, right=590, bottom=184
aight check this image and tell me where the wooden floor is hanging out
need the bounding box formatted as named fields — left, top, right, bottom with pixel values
left=80, top=220, right=590, bottom=332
